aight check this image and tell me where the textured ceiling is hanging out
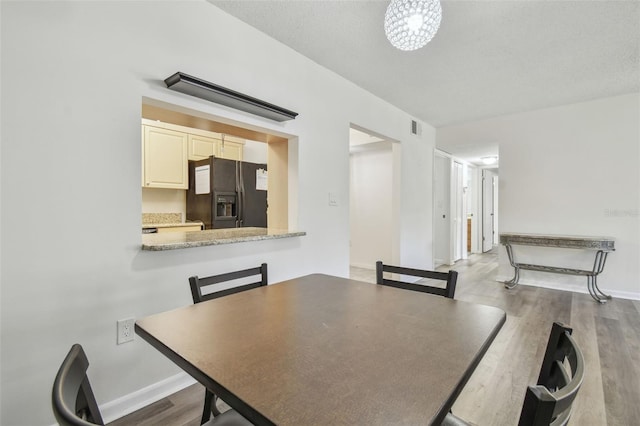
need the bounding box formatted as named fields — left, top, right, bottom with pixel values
left=210, top=0, right=639, bottom=131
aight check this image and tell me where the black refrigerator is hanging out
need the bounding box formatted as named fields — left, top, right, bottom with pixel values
left=186, top=157, right=267, bottom=229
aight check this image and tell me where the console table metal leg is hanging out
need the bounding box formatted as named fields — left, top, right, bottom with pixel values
left=592, top=276, right=612, bottom=301
left=504, top=243, right=520, bottom=289
left=587, top=251, right=612, bottom=303
left=505, top=267, right=520, bottom=289
left=587, top=275, right=606, bottom=303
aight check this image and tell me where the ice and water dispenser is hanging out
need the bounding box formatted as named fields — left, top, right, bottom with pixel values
left=215, top=192, right=237, bottom=219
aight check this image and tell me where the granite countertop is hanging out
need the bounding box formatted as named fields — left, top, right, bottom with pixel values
left=143, top=213, right=182, bottom=224
left=142, top=213, right=203, bottom=229
left=141, top=227, right=306, bottom=251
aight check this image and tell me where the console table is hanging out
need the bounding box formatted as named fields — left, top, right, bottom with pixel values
left=499, top=233, right=615, bottom=303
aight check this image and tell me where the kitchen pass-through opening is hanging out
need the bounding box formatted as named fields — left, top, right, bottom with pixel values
left=140, top=98, right=297, bottom=235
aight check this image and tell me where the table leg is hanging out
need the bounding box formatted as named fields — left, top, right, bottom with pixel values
left=504, top=243, right=520, bottom=289
left=201, top=390, right=221, bottom=424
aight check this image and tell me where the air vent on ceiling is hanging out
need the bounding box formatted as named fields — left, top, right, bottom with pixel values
left=164, top=72, right=299, bottom=122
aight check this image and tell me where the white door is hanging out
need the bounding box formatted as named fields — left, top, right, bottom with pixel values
left=493, top=176, right=499, bottom=245
left=482, top=169, right=496, bottom=252
left=452, top=162, right=463, bottom=261
left=434, top=154, right=451, bottom=266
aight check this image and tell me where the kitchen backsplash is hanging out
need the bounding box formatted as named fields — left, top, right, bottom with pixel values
left=142, top=213, right=182, bottom=225
left=142, top=187, right=187, bottom=222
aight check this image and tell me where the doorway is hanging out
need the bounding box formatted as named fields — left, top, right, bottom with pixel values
left=349, top=126, right=397, bottom=270
left=482, top=169, right=498, bottom=252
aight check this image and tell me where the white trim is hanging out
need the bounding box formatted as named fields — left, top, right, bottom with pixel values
left=100, top=372, right=196, bottom=424
left=433, top=258, right=445, bottom=268
left=495, top=276, right=640, bottom=301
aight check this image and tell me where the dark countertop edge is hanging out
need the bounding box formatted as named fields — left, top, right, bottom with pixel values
left=141, top=231, right=306, bottom=251
left=142, top=221, right=204, bottom=228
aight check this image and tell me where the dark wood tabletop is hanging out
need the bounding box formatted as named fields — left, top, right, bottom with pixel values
left=135, top=274, right=506, bottom=425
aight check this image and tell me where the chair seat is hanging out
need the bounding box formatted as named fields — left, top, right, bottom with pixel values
left=441, top=412, right=474, bottom=426
left=204, top=409, right=253, bottom=426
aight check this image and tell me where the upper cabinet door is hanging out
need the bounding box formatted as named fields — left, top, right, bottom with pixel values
left=218, top=140, right=243, bottom=161
left=188, top=134, right=217, bottom=161
left=142, top=125, right=188, bottom=189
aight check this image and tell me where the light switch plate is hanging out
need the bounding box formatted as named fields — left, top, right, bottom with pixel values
left=329, top=192, right=338, bottom=206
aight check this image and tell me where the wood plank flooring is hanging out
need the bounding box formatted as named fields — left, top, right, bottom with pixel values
left=111, top=251, right=639, bottom=425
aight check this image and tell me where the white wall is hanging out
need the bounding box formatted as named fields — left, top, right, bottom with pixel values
left=349, top=147, right=393, bottom=269
left=243, top=139, right=268, bottom=164
left=438, top=93, right=640, bottom=299
left=0, top=2, right=435, bottom=424
left=401, top=132, right=435, bottom=269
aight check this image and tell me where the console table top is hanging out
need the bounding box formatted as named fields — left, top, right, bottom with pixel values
left=499, top=233, right=615, bottom=251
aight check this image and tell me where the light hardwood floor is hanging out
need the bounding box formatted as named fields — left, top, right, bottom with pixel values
left=112, top=251, right=640, bottom=425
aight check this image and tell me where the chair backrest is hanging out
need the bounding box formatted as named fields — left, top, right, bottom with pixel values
left=375, top=261, right=458, bottom=299
left=52, top=344, right=105, bottom=426
left=189, top=263, right=268, bottom=303
left=518, top=322, right=585, bottom=426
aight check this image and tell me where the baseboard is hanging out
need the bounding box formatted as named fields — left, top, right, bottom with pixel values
left=609, top=288, right=640, bottom=301
left=495, top=275, right=640, bottom=301
left=100, top=372, right=196, bottom=423
left=349, top=262, right=375, bottom=270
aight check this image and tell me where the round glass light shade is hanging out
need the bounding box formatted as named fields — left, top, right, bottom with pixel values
left=384, top=0, right=442, bottom=51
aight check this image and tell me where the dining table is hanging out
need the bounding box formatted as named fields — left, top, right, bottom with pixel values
left=135, top=273, right=506, bottom=425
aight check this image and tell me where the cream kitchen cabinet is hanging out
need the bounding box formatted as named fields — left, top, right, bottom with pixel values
left=188, top=134, right=244, bottom=161
left=142, top=119, right=245, bottom=189
left=217, top=136, right=243, bottom=161
left=188, top=134, right=217, bottom=161
left=142, top=125, right=188, bottom=189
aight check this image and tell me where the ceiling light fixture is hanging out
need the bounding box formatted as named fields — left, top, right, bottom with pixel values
left=481, top=156, right=498, bottom=165
left=384, top=0, right=442, bottom=51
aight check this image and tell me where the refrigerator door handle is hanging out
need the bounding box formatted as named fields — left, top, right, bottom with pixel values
left=235, top=161, right=242, bottom=228
left=239, top=161, right=245, bottom=227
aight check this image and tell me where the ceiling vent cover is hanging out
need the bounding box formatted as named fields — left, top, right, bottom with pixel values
left=164, top=72, right=299, bottom=122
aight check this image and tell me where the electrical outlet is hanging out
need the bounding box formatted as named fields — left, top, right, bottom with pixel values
left=328, top=192, right=339, bottom=206
left=117, top=318, right=135, bottom=345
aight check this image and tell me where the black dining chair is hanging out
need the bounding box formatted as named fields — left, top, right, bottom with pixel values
left=375, top=261, right=458, bottom=299
left=52, top=344, right=104, bottom=426
left=189, top=263, right=267, bottom=425
left=53, top=344, right=253, bottom=426
left=443, top=322, right=585, bottom=426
